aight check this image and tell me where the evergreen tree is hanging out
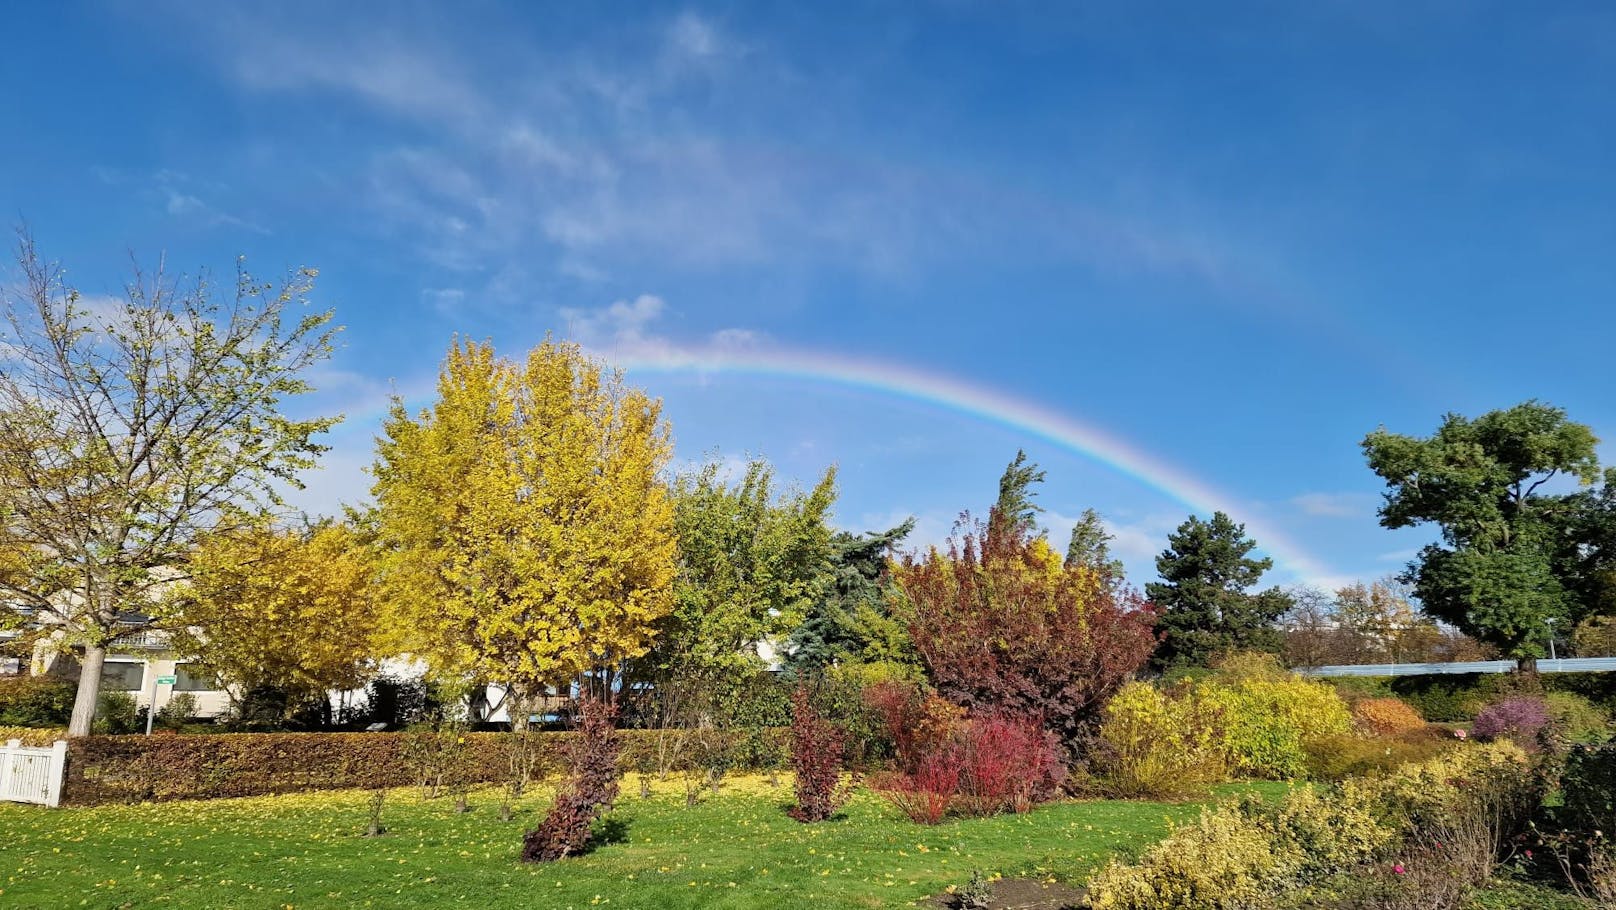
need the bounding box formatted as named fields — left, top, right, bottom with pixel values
left=1146, top=512, right=1291, bottom=670
left=785, top=518, right=915, bottom=673
left=1065, top=508, right=1125, bottom=579
left=991, top=450, right=1046, bottom=540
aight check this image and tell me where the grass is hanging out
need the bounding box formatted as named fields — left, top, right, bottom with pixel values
left=0, top=776, right=1290, bottom=910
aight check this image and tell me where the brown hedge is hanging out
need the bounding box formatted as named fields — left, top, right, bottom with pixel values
left=63, top=728, right=785, bottom=805
left=0, top=725, right=67, bottom=747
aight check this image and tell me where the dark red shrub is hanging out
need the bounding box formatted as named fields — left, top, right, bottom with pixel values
left=873, top=713, right=1066, bottom=823
left=60, top=728, right=785, bottom=805
left=788, top=686, right=850, bottom=822
left=864, top=680, right=923, bottom=765
left=897, top=513, right=1157, bottom=756
left=521, top=699, right=623, bottom=862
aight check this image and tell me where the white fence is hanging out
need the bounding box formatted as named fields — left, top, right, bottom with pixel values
left=0, top=739, right=67, bottom=807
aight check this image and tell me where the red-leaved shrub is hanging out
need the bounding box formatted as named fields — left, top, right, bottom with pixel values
left=873, top=713, right=1066, bottom=822
left=863, top=680, right=965, bottom=773
left=521, top=699, right=623, bottom=862
left=788, top=686, right=851, bottom=822
left=897, top=513, right=1157, bottom=756
left=955, top=714, right=1066, bottom=816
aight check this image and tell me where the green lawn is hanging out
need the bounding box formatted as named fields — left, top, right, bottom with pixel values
left=0, top=776, right=1290, bottom=910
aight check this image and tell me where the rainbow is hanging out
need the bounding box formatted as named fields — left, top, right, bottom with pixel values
left=613, top=344, right=1336, bottom=582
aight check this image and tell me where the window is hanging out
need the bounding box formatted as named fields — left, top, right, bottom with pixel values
left=99, top=660, right=146, bottom=691
left=174, top=664, right=219, bottom=692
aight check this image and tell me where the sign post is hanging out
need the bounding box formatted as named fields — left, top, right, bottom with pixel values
left=145, top=674, right=177, bottom=735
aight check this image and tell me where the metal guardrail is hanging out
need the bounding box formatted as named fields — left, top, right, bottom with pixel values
left=1298, top=657, right=1616, bottom=677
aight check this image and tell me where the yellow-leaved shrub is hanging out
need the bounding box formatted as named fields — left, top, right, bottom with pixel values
left=1088, top=741, right=1536, bottom=910
left=1340, top=739, right=1531, bottom=835
left=1301, top=730, right=1455, bottom=781
left=1096, top=681, right=1226, bottom=799
left=1087, top=806, right=1283, bottom=910
left=1094, top=654, right=1353, bottom=790
left=1185, top=654, right=1353, bottom=780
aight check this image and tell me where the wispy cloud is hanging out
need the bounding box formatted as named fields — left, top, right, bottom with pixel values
left=1088, top=513, right=1179, bottom=566
left=668, top=11, right=723, bottom=60
left=225, top=26, right=488, bottom=128
left=94, top=166, right=267, bottom=233
left=160, top=5, right=1296, bottom=303
left=421, top=288, right=466, bottom=316
left=1290, top=491, right=1378, bottom=519
left=855, top=507, right=952, bottom=554
left=557, top=294, right=764, bottom=362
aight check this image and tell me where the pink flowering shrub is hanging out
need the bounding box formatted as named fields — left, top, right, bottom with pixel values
left=1471, top=697, right=1550, bottom=749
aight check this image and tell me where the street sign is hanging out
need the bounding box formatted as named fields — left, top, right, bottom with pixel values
left=155, top=675, right=177, bottom=685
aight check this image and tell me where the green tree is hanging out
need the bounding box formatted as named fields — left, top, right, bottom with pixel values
left=991, top=449, right=1046, bottom=540
left=1065, top=508, right=1125, bottom=579
left=1146, top=512, right=1291, bottom=670
left=784, top=518, right=915, bottom=674
left=1363, top=400, right=1614, bottom=666
left=642, top=456, right=836, bottom=716
left=0, top=235, right=339, bottom=736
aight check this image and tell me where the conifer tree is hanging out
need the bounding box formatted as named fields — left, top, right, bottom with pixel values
left=1146, top=512, right=1291, bottom=670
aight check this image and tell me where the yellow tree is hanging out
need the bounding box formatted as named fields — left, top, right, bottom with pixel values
left=371, top=339, right=677, bottom=719
left=160, top=520, right=380, bottom=720
left=1334, top=577, right=1435, bottom=662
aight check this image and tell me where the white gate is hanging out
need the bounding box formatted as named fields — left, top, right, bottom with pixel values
left=0, top=739, right=67, bottom=807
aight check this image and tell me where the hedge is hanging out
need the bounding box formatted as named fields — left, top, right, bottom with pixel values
left=63, top=728, right=786, bottom=805
left=1325, top=673, right=1616, bottom=723
left=0, top=725, right=66, bottom=747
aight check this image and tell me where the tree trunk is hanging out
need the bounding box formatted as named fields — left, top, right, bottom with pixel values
left=506, top=685, right=533, bottom=797
left=67, top=643, right=107, bottom=737
left=1517, top=656, right=1539, bottom=675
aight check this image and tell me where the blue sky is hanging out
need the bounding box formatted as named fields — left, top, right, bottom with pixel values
left=3, top=1, right=1614, bottom=590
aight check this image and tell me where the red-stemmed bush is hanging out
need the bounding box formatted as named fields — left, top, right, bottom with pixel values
left=521, top=698, right=623, bottom=862
left=787, top=686, right=851, bottom=822
left=863, top=681, right=965, bottom=774
left=873, top=712, right=1066, bottom=822
left=955, top=714, right=1066, bottom=815
left=897, top=512, right=1157, bottom=757
left=876, top=752, right=961, bottom=824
